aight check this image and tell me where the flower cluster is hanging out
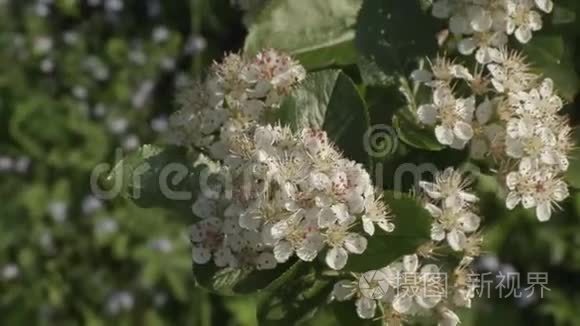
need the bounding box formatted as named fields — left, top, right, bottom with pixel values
left=169, top=49, right=306, bottom=159
left=420, top=168, right=482, bottom=255
left=190, top=125, right=393, bottom=271
left=413, top=47, right=571, bottom=221
left=431, top=0, right=553, bottom=62
left=177, top=51, right=392, bottom=271
left=331, top=169, right=482, bottom=325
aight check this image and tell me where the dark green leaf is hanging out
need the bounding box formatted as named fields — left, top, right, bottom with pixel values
left=257, top=263, right=332, bottom=326
left=521, top=35, right=580, bottom=102
left=393, top=107, right=445, bottom=151
left=345, top=191, right=431, bottom=272
left=277, top=70, right=371, bottom=166
left=244, top=0, right=362, bottom=70
left=193, top=261, right=299, bottom=296
left=106, top=145, right=200, bottom=213
left=331, top=301, right=382, bottom=326
left=355, top=0, right=439, bottom=76
left=565, top=128, right=580, bottom=189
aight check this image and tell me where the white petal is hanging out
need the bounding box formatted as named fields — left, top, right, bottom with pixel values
left=515, top=26, right=532, bottom=44
left=529, top=12, right=543, bottom=31
left=449, top=14, right=469, bottom=35
left=213, top=248, right=233, bottom=267
left=458, top=212, right=481, bottom=232
left=416, top=293, right=441, bottom=309
left=439, top=308, right=461, bottom=326
left=296, top=234, right=323, bottom=261
left=536, top=202, right=552, bottom=222
left=522, top=195, right=537, bottom=209
left=392, top=293, right=413, bottom=313
left=362, top=218, right=375, bottom=236
left=435, top=126, right=455, bottom=145
left=273, top=241, right=294, bottom=263
left=470, top=138, right=488, bottom=160
left=431, top=223, right=446, bottom=241
left=552, top=181, right=569, bottom=201
left=190, top=224, right=204, bottom=242
left=256, top=252, right=277, bottom=270
left=419, top=181, right=442, bottom=199
left=192, top=197, right=216, bottom=219
left=411, top=69, right=433, bottom=83
left=239, top=212, right=261, bottom=230
left=318, top=207, right=337, bottom=228
left=326, top=246, right=349, bottom=270
left=447, top=229, right=467, bottom=251
left=475, top=47, right=493, bottom=64
left=535, top=0, right=553, bottom=13
left=476, top=98, right=493, bottom=124
left=418, top=104, right=439, bottom=125
left=271, top=220, right=290, bottom=240
left=347, top=194, right=365, bottom=214
left=344, top=234, right=368, bottom=254
left=454, top=121, right=474, bottom=141
left=403, top=254, right=419, bottom=272
left=425, top=203, right=443, bottom=217
left=458, top=38, right=477, bottom=55
left=377, top=220, right=395, bottom=233
left=540, top=78, right=554, bottom=98
left=192, top=246, right=211, bottom=264
left=432, top=0, right=451, bottom=18
left=451, top=65, right=474, bottom=80
left=471, top=9, right=493, bottom=32
left=356, top=297, right=377, bottom=319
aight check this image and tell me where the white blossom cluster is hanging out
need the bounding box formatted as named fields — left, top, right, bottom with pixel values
left=430, top=0, right=554, bottom=62
left=331, top=169, right=482, bottom=325
left=412, top=47, right=571, bottom=222
left=420, top=168, right=482, bottom=254
left=169, top=49, right=306, bottom=159
left=190, top=125, right=393, bottom=271
left=179, top=51, right=392, bottom=272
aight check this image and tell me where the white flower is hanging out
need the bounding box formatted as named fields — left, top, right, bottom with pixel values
left=325, top=227, right=368, bottom=270
left=361, top=197, right=394, bottom=236
left=459, top=31, right=508, bottom=64
left=382, top=255, right=444, bottom=314
left=419, top=168, right=478, bottom=209
left=426, top=203, right=481, bottom=251
left=509, top=78, right=563, bottom=121
left=505, top=1, right=543, bottom=43
left=190, top=218, right=235, bottom=267
left=506, top=161, right=569, bottom=221
left=470, top=98, right=503, bottom=159
left=486, top=48, right=537, bottom=93
left=418, top=86, right=475, bottom=148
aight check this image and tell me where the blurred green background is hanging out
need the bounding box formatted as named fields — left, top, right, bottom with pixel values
left=1, top=0, right=580, bottom=325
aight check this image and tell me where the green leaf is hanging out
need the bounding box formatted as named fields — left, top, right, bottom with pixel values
left=192, top=261, right=299, bottom=296
left=257, top=263, right=332, bottom=326
left=521, top=35, right=580, bottom=102
left=244, top=0, right=362, bottom=70
left=565, top=128, right=580, bottom=189
left=355, top=0, right=439, bottom=76
left=331, top=301, right=381, bottom=326
left=106, top=145, right=200, bottom=213
left=345, top=191, right=431, bottom=272
left=393, top=108, right=445, bottom=151
left=277, top=70, right=371, bottom=166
